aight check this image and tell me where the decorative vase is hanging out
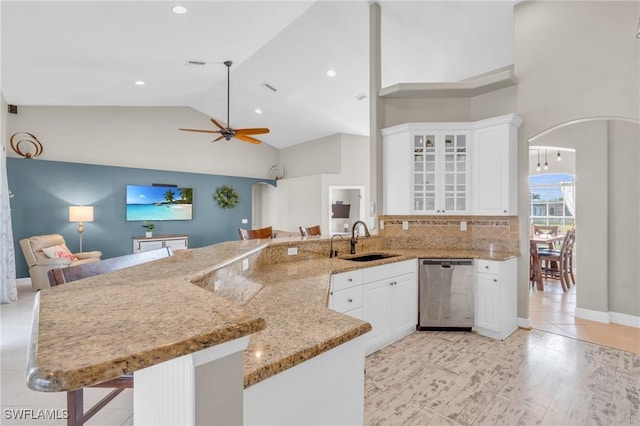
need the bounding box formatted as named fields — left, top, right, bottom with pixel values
left=145, top=232, right=152, bottom=238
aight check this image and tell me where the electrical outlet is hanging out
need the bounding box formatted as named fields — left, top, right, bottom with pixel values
left=380, top=220, right=385, bottom=230
left=242, top=258, right=249, bottom=271
left=241, top=218, right=248, bottom=224
left=402, top=221, right=409, bottom=230
left=460, top=221, right=467, bottom=231
left=287, top=247, right=298, bottom=256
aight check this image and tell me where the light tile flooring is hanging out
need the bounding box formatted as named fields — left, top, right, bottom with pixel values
left=529, top=279, right=640, bottom=355
left=3, top=281, right=639, bottom=425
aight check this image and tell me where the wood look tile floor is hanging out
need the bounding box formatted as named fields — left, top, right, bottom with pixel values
left=529, top=279, right=640, bottom=355
left=365, top=330, right=640, bottom=426
left=3, top=281, right=639, bottom=425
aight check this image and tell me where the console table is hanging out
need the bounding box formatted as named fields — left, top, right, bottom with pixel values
left=133, top=234, right=188, bottom=253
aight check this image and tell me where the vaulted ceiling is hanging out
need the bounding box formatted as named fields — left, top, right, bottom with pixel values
left=1, top=1, right=516, bottom=149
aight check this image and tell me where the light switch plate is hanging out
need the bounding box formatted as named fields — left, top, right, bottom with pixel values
left=241, top=218, right=248, bottom=224
left=287, top=247, right=298, bottom=256
left=460, top=221, right=467, bottom=231
left=380, top=220, right=385, bottom=230
left=242, top=259, right=249, bottom=271
left=402, top=221, right=409, bottom=230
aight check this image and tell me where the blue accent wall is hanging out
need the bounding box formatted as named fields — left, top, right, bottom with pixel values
left=7, top=158, right=273, bottom=278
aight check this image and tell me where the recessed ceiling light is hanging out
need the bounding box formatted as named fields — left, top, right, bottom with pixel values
left=327, top=70, right=337, bottom=77
left=255, top=108, right=263, bottom=115
left=134, top=80, right=145, bottom=86
left=171, top=5, right=187, bottom=14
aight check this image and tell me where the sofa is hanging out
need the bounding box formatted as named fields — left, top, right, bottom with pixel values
left=19, top=234, right=102, bottom=290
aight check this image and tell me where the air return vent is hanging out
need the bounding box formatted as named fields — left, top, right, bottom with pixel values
left=185, top=60, right=207, bottom=66
left=262, top=82, right=278, bottom=92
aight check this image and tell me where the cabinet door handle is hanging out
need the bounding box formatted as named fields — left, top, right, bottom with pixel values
left=347, top=298, right=353, bottom=303
left=493, top=279, right=498, bottom=283
left=330, top=291, right=334, bottom=295
left=389, top=281, right=397, bottom=286
left=485, top=265, right=489, bottom=269
left=348, top=278, right=352, bottom=282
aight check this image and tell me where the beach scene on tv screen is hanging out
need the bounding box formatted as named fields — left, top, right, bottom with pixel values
left=126, top=185, right=193, bottom=221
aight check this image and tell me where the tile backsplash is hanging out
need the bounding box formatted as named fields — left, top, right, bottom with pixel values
left=379, top=215, right=518, bottom=252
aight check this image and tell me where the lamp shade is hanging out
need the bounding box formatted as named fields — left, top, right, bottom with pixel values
left=69, top=206, right=94, bottom=222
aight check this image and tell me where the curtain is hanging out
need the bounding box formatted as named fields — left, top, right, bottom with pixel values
left=561, top=181, right=576, bottom=217
left=0, top=148, right=17, bottom=304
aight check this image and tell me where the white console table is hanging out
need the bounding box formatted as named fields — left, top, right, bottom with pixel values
left=133, top=234, right=188, bottom=253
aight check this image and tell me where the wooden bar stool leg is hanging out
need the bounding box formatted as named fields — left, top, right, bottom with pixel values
left=67, top=389, right=83, bottom=426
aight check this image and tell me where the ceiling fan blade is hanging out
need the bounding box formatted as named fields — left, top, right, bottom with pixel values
left=235, top=128, right=270, bottom=136
left=210, top=118, right=227, bottom=131
left=212, top=135, right=225, bottom=142
left=179, top=128, right=220, bottom=134
left=235, top=134, right=262, bottom=144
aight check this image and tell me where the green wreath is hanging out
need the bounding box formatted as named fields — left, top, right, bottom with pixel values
left=214, top=185, right=239, bottom=209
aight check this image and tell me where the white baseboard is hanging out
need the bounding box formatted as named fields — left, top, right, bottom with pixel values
left=610, top=312, right=640, bottom=328
left=517, top=317, right=531, bottom=329
left=575, top=307, right=611, bottom=324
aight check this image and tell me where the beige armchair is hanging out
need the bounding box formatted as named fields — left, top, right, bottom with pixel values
left=19, top=234, right=102, bottom=290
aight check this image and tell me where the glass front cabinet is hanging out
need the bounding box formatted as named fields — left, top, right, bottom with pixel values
left=381, top=114, right=522, bottom=217
left=412, top=131, right=470, bottom=214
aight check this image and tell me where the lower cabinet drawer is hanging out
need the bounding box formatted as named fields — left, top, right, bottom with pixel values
left=331, top=286, right=363, bottom=313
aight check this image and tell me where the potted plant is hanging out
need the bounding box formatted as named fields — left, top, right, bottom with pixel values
left=142, top=221, right=155, bottom=238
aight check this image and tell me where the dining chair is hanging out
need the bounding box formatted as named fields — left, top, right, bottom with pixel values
left=538, top=228, right=575, bottom=291
left=529, top=241, right=543, bottom=290
left=47, top=247, right=173, bottom=425
left=238, top=226, right=273, bottom=240
left=299, top=225, right=321, bottom=237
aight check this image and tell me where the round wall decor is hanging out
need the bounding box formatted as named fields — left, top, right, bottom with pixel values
left=214, top=185, right=239, bottom=209
left=10, top=132, right=44, bottom=158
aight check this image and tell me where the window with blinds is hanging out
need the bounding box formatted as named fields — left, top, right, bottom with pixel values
left=529, top=174, right=575, bottom=232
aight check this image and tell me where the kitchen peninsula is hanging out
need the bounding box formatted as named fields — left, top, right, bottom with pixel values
left=27, top=234, right=518, bottom=425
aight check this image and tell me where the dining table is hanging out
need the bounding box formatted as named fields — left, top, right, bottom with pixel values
left=530, top=233, right=565, bottom=291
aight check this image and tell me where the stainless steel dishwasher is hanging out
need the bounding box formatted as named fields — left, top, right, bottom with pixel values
left=418, top=259, right=474, bottom=330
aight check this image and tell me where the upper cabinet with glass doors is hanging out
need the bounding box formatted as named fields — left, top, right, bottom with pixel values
left=412, top=131, right=470, bottom=214
left=382, top=114, right=522, bottom=216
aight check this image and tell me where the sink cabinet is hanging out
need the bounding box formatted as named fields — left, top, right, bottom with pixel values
left=329, top=260, right=418, bottom=355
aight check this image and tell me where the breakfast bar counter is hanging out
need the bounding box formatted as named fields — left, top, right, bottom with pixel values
left=27, top=237, right=517, bottom=392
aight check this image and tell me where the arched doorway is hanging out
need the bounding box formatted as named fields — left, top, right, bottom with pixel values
left=524, top=117, right=640, bottom=352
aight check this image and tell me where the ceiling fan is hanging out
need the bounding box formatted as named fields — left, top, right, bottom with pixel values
left=179, top=60, right=270, bottom=144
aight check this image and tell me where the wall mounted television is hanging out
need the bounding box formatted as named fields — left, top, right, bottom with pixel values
left=126, top=185, right=193, bottom=221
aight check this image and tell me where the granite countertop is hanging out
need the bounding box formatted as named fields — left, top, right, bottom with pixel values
left=27, top=237, right=517, bottom=392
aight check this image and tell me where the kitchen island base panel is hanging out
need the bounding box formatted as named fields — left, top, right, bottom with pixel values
left=244, top=335, right=366, bottom=426
left=134, top=336, right=249, bottom=426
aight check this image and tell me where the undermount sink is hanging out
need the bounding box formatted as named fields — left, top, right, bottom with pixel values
left=342, top=253, right=400, bottom=262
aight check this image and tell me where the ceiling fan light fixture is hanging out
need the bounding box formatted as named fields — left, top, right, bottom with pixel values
left=327, top=69, right=337, bottom=77
left=134, top=80, right=145, bottom=86
left=255, top=108, right=263, bottom=115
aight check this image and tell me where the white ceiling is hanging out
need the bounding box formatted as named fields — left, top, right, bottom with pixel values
left=1, top=1, right=516, bottom=149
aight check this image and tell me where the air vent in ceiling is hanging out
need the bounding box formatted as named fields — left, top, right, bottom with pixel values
left=262, top=82, right=278, bottom=92
left=185, top=60, right=207, bottom=66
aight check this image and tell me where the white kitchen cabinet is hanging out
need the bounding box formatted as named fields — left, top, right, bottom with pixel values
left=132, top=234, right=188, bottom=253
left=381, top=114, right=522, bottom=216
left=362, top=260, right=418, bottom=354
left=474, top=258, right=517, bottom=340
left=471, top=115, right=522, bottom=215
left=382, top=124, right=470, bottom=215
left=328, top=260, right=418, bottom=355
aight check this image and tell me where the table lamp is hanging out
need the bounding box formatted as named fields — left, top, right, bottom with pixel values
left=69, top=205, right=94, bottom=252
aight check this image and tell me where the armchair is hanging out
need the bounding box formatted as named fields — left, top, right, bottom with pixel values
left=19, top=234, right=102, bottom=290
